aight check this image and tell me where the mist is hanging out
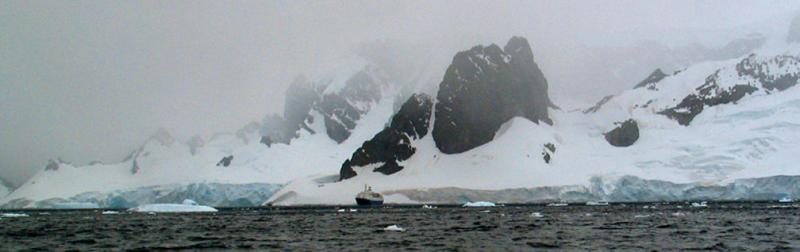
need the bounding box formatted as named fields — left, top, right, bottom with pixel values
left=2, top=0, right=798, bottom=185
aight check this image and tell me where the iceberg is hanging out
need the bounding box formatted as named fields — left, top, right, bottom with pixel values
left=1, top=213, right=29, bottom=217
left=128, top=199, right=218, bottom=213
left=462, top=201, right=496, bottom=207
left=384, top=224, right=406, bottom=232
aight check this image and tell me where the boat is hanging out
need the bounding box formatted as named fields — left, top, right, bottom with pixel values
left=355, top=185, right=384, bottom=206
left=779, top=196, right=793, bottom=203
left=586, top=201, right=609, bottom=206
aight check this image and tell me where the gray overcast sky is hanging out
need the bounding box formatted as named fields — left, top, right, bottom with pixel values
left=2, top=0, right=799, bottom=184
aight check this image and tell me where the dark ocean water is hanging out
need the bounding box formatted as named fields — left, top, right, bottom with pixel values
left=1, top=202, right=799, bottom=251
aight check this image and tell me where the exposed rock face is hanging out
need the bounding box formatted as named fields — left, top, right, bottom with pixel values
left=542, top=143, right=556, bottom=164
left=259, top=66, right=388, bottom=146
left=433, top=36, right=553, bottom=154
left=317, top=70, right=384, bottom=143
left=131, top=160, right=140, bottom=174
left=583, top=95, right=614, bottom=114
left=44, top=159, right=60, bottom=171
left=283, top=76, right=319, bottom=135
left=260, top=114, right=290, bottom=147
left=216, top=155, right=233, bottom=167
left=339, top=94, right=433, bottom=180
left=660, top=54, right=800, bottom=125
left=604, top=119, right=639, bottom=147
left=633, top=69, right=668, bottom=89
left=259, top=76, right=320, bottom=146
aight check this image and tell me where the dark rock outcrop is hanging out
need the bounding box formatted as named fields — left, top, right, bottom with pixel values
left=45, top=159, right=60, bottom=171
left=604, top=119, right=639, bottom=147
left=633, top=69, right=668, bottom=90
left=131, top=160, right=140, bottom=174
left=260, top=76, right=320, bottom=146
left=660, top=54, right=800, bottom=125
left=216, top=155, right=233, bottom=167
left=339, top=94, right=433, bottom=180
left=542, top=143, right=556, bottom=164
left=583, top=95, right=614, bottom=114
left=433, top=36, right=553, bottom=154
left=317, top=70, right=384, bottom=143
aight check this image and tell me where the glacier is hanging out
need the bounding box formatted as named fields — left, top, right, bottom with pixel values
left=2, top=183, right=280, bottom=209
left=129, top=199, right=218, bottom=213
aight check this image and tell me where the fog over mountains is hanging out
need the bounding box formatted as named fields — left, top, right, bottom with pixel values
left=4, top=1, right=800, bottom=207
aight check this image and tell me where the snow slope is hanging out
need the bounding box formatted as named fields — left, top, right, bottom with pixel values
left=1, top=59, right=405, bottom=208
left=268, top=42, right=800, bottom=205
left=8, top=34, right=800, bottom=207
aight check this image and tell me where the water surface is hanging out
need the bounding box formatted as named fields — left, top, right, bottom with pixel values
left=1, top=203, right=798, bottom=250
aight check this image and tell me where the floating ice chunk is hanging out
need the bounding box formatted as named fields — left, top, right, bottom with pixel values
left=129, top=200, right=217, bottom=213
left=531, top=212, right=544, bottom=218
left=586, top=201, right=609, bottom=206
left=633, top=214, right=651, bottom=218
left=1, top=213, right=29, bottom=218
left=337, top=209, right=346, bottom=212
left=101, top=211, right=120, bottom=215
left=480, top=210, right=491, bottom=213
left=422, top=205, right=437, bottom=209
left=349, top=209, right=357, bottom=212
left=463, top=201, right=496, bottom=207
left=384, top=224, right=405, bottom=232
left=690, top=201, right=708, bottom=208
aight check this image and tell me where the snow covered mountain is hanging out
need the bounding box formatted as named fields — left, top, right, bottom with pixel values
left=267, top=32, right=800, bottom=205
left=8, top=21, right=800, bottom=207
left=0, top=48, right=441, bottom=208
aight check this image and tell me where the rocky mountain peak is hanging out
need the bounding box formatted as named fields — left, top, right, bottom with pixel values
left=633, top=69, right=668, bottom=89
left=433, top=36, right=553, bottom=154
left=504, top=36, right=534, bottom=64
